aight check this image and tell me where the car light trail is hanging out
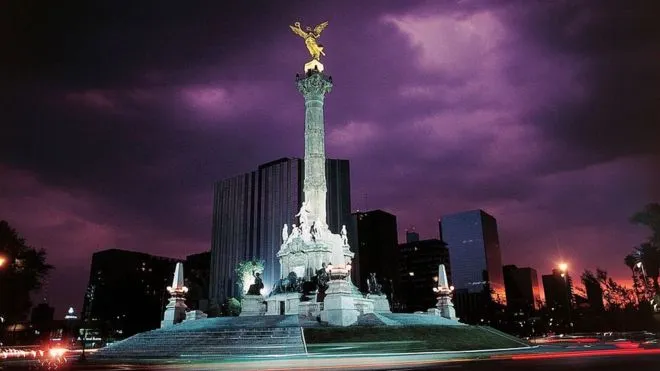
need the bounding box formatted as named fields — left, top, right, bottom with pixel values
left=501, top=348, right=660, bottom=360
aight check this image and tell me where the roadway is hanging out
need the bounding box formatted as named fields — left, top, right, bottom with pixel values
left=2, top=342, right=660, bottom=370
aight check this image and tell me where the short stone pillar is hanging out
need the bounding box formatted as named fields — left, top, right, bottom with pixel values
left=435, top=293, right=458, bottom=320
left=161, top=262, right=188, bottom=328
left=185, top=310, right=208, bottom=321
left=298, top=301, right=322, bottom=319
left=429, top=263, right=458, bottom=320
left=240, top=295, right=266, bottom=316
left=368, top=294, right=392, bottom=313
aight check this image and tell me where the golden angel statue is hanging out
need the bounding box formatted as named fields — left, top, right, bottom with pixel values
left=289, top=21, right=329, bottom=61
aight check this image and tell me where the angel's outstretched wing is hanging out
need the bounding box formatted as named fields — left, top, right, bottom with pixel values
left=313, top=21, right=329, bottom=36
left=289, top=24, right=307, bottom=38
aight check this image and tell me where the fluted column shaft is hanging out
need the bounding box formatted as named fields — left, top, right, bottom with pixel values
left=296, top=72, right=333, bottom=227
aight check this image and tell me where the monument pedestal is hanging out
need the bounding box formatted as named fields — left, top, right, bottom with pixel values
left=304, top=59, right=324, bottom=73
left=298, top=301, right=323, bottom=319
left=320, top=278, right=359, bottom=326
left=265, top=292, right=301, bottom=316
left=432, top=295, right=458, bottom=320
left=368, top=294, right=391, bottom=313
left=240, top=295, right=266, bottom=316
left=161, top=297, right=187, bottom=328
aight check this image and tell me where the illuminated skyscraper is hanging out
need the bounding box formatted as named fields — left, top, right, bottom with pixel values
left=440, top=210, right=506, bottom=323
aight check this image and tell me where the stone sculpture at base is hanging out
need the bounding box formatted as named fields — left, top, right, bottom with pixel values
left=366, top=272, right=391, bottom=313
left=246, top=272, right=264, bottom=295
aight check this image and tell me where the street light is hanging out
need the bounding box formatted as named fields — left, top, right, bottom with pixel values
left=558, top=262, right=568, bottom=272
left=0, top=256, right=6, bottom=268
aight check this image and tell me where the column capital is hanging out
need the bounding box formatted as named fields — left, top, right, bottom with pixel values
left=296, top=71, right=333, bottom=98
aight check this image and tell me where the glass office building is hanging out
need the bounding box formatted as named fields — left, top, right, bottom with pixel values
left=209, top=158, right=351, bottom=307
left=439, top=210, right=506, bottom=303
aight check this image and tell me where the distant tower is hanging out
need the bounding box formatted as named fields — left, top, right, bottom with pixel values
left=439, top=210, right=505, bottom=299
left=406, top=227, right=420, bottom=243
left=440, top=209, right=506, bottom=323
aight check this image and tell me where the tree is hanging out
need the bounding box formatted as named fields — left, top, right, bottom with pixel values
left=631, top=203, right=660, bottom=246
left=624, top=252, right=647, bottom=303
left=630, top=204, right=660, bottom=291
left=234, top=260, right=264, bottom=299
left=577, top=269, right=650, bottom=331
left=225, top=297, right=241, bottom=316
left=0, top=221, right=54, bottom=326
left=636, top=243, right=660, bottom=293
left=594, top=269, right=636, bottom=310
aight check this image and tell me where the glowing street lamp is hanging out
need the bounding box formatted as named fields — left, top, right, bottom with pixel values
left=0, top=256, right=6, bottom=268
left=558, top=262, right=568, bottom=272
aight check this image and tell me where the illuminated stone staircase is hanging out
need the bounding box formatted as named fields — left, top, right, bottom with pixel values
left=94, top=315, right=306, bottom=360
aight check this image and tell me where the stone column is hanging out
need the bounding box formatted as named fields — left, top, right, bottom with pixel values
left=296, top=70, right=333, bottom=228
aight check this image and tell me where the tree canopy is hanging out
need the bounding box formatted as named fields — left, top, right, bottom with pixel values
left=628, top=203, right=660, bottom=294
left=234, top=259, right=264, bottom=299
left=0, top=220, right=54, bottom=324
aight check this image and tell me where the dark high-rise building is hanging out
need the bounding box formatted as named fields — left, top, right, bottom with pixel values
left=542, top=269, right=573, bottom=313
left=210, top=157, right=351, bottom=307
left=405, top=229, right=420, bottom=243
left=324, top=159, right=352, bottom=233
left=503, top=265, right=541, bottom=314
left=439, top=210, right=506, bottom=302
left=398, top=239, right=450, bottom=312
left=583, top=275, right=605, bottom=312
left=185, top=251, right=211, bottom=311
left=31, top=301, right=55, bottom=342
left=542, top=268, right=574, bottom=326
left=82, top=249, right=179, bottom=338
left=350, top=210, right=398, bottom=296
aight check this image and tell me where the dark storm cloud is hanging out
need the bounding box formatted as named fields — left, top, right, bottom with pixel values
left=2, top=0, right=438, bottom=241
left=1, top=0, right=657, bottom=315
left=500, top=0, right=660, bottom=167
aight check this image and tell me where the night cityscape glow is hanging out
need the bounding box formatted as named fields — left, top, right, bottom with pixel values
left=1, top=1, right=660, bottom=370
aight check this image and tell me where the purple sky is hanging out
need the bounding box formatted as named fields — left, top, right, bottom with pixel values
left=2, top=1, right=659, bottom=316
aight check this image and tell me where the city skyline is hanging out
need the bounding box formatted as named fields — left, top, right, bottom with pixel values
left=1, top=1, right=658, bottom=316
